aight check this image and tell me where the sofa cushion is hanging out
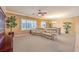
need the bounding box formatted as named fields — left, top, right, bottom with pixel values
left=42, top=32, right=52, bottom=36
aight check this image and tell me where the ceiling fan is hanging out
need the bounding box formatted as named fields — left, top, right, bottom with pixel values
left=37, top=10, right=47, bottom=16
left=33, top=10, right=47, bottom=17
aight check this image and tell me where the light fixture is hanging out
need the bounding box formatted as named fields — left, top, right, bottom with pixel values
left=32, top=10, right=47, bottom=17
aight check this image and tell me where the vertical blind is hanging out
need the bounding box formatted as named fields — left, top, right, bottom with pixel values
left=21, top=19, right=46, bottom=30
left=21, top=19, right=37, bottom=30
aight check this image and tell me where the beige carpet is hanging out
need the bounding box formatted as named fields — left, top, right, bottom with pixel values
left=13, top=33, right=76, bottom=52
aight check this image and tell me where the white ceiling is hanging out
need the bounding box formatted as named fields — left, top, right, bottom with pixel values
left=6, top=6, right=79, bottom=19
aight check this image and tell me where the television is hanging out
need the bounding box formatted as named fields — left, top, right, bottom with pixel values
left=0, top=7, right=5, bottom=48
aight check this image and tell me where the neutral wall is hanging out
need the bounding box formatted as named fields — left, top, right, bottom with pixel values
left=5, top=12, right=78, bottom=35
left=5, top=12, right=51, bottom=35
left=51, top=17, right=77, bottom=34
left=75, top=17, right=79, bottom=51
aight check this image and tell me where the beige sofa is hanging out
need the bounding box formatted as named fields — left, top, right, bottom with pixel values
left=30, top=29, right=42, bottom=36
left=30, top=28, right=60, bottom=40
left=41, top=28, right=58, bottom=40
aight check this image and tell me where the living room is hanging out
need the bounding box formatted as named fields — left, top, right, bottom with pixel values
left=5, top=7, right=77, bottom=36
left=0, top=6, right=79, bottom=52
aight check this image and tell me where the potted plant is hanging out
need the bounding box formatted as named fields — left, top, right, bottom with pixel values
left=63, top=22, right=71, bottom=33
left=6, top=16, right=17, bottom=37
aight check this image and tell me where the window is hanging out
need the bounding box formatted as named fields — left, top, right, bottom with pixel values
left=21, top=19, right=37, bottom=30
left=41, top=21, right=46, bottom=28
left=21, top=19, right=26, bottom=30
left=33, top=21, right=37, bottom=28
